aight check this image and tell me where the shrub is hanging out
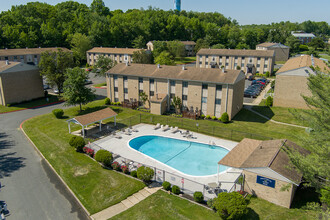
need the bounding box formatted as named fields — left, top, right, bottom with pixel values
left=52, top=109, right=64, bottom=119
left=83, top=147, right=95, bottom=157
left=162, top=181, right=171, bottom=191
left=194, top=191, right=204, bottom=203
left=265, top=71, right=270, bottom=77
left=86, top=63, right=90, bottom=68
left=104, top=97, right=110, bottom=105
left=265, top=96, right=273, bottom=107
left=69, top=136, right=78, bottom=146
left=130, top=170, right=137, bottom=178
left=218, top=117, right=222, bottom=122
left=206, top=115, right=211, bottom=119
left=213, top=192, right=248, bottom=220
left=116, top=102, right=121, bottom=105
left=212, top=116, right=217, bottom=120
left=95, top=150, right=112, bottom=167
left=137, top=166, right=154, bottom=183
left=200, top=114, right=205, bottom=119
left=121, top=165, right=129, bottom=174
left=69, top=136, right=85, bottom=152
left=6, top=103, right=11, bottom=107
left=111, top=161, right=121, bottom=171
left=220, top=112, right=229, bottom=123
left=207, top=198, right=216, bottom=209
left=171, top=185, right=180, bottom=195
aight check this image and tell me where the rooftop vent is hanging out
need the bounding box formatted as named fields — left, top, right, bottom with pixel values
left=182, top=65, right=186, bottom=70
left=125, top=62, right=129, bottom=66
left=221, top=67, right=225, bottom=73
left=157, top=64, right=160, bottom=69
left=5, top=60, right=9, bottom=65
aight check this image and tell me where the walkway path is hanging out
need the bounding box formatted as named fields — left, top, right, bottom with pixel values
left=244, top=105, right=308, bottom=129
left=91, top=186, right=161, bottom=220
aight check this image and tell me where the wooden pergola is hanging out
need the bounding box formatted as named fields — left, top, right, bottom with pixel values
left=67, top=108, right=117, bottom=138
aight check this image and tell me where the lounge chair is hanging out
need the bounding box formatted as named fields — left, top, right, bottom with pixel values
left=125, top=129, right=131, bottom=135
left=171, top=126, right=179, bottom=133
left=115, top=133, right=122, bottom=139
left=129, top=126, right=138, bottom=132
left=154, top=123, right=161, bottom=130
left=162, top=125, right=169, bottom=131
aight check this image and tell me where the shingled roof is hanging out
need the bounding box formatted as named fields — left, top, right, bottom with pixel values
left=107, top=63, right=245, bottom=85
left=197, top=48, right=275, bottom=57
left=0, top=47, right=71, bottom=56
left=277, top=55, right=330, bottom=74
left=87, top=47, right=143, bottom=55
left=0, top=61, right=20, bottom=73
left=256, top=42, right=289, bottom=48
left=218, top=138, right=309, bottom=184
left=74, top=108, right=117, bottom=126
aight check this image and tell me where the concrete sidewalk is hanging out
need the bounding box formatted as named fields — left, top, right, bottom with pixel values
left=91, top=186, right=161, bottom=220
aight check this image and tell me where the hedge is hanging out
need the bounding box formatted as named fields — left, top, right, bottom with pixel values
left=95, top=150, right=112, bottom=167
left=137, top=166, right=154, bottom=183
left=52, top=109, right=64, bottom=119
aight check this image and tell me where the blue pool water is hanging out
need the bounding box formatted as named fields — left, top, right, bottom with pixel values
left=129, top=135, right=229, bottom=176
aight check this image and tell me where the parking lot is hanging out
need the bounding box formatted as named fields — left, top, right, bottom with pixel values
left=243, top=80, right=254, bottom=104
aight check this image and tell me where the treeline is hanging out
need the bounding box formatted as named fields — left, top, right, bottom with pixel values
left=0, top=0, right=329, bottom=52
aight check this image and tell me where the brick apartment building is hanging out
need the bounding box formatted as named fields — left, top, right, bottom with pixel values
left=0, top=47, right=71, bottom=66
left=291, top=31, right=316, bottom=44
left=106, top=63, right=245, bottom=119
left=274, top=55, right=330, bottom=109
left=256, top=42, right=290, bottom=62
left=0, top=61, right=44, bottom=106
left=196, top=49, right=275, bottom=75
left=86, top=47, right=143, bottom=66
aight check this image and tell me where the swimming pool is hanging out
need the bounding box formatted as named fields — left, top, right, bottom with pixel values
left=129, top=135, right=229, bottom=176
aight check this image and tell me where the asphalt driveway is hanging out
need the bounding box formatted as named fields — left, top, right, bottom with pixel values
left=0, top=103, right=89, bottom=220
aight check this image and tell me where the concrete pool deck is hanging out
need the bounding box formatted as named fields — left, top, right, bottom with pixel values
left=92, top=123, right=243, bottom=196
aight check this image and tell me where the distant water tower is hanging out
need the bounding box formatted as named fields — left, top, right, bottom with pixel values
left=174, top=0, right=181, bottom=11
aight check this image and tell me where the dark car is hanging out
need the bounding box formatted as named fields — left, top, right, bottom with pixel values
left=247, top=75, right=255, bottom=81
left=84, top=79, right=93, bottom=85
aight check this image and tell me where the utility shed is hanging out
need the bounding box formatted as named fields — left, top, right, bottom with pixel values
left=0, top=61, right=43, bottom=106
left=218, top=138, right=309, bottom=208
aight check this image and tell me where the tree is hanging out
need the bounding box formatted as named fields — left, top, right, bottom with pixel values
left=167, top=41, right=186, bottom=58
left=309, top=37, right=326, bottom=50
left=152, top=41, right=168, bottom=58
left=285, top=36, right=301, bottom=53
left=132, top=35, right=146, bottom=49
left=71, top=33, right=92, bottom=64
left=139, top=92, right=148, bottom=107
left=93, top=55, right=115, bottom=77
left=195, top=38, right=210, bottom=53
left=62, top=67, right=96, bottom=111
left=236, top=42, right=249, bottom=49
left=39, top=49, right=74, bottom=96
left=171, top=96, right=182, bottom=114
left=213, top=192, right=248, bottom=219
left=288, top=71, right=330, bottom=207
left=132, top=50, right=154, bottom=64
left=154, top=51, right=175, bottom=65
left=90, top=0, right=110, bottom=16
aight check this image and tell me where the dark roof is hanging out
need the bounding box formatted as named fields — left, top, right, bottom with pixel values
left=0, top=61, right=20, bottom=72
left=87, top=47, right=143, bottom=55
left=197, top=49, right=275, bottom=57
left=107, top=63, right=245, bottom=85
left=0, top=47, right=71, bottom=56
left=218, top=138, right=309, bottom=184
left=74, top=108, right=117, bottom=126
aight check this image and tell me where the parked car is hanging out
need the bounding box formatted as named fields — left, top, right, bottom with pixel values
left=53, top=88, right=63, bottom=94
left=43, top=84, right=50, bottom=90
left=247, top=75, right=255, bottom=81
left=84, top=79, right=92, bottom=85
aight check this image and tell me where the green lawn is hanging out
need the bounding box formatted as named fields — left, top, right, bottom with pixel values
left=110, top=191, right=316, bottom=220
left=319, top=54, right=330, bottom=61
left=22, top=100, right=308, bottom=215
left=111, top=191, right=220, bottom=220
left=93, top=82, right=107, bottom=87
left=174, top=56, right=196, bottom=65
left=0, top=95, right=59, bottom=113
left=22, top=100, right=145, bottom=214
left=252, top=104, right=309, bottom=127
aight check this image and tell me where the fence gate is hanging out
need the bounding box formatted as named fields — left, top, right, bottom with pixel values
left=155, top=168, right=164, bottom=182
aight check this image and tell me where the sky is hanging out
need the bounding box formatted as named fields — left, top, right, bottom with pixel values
left=0, top=0, right=329, bottom=25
